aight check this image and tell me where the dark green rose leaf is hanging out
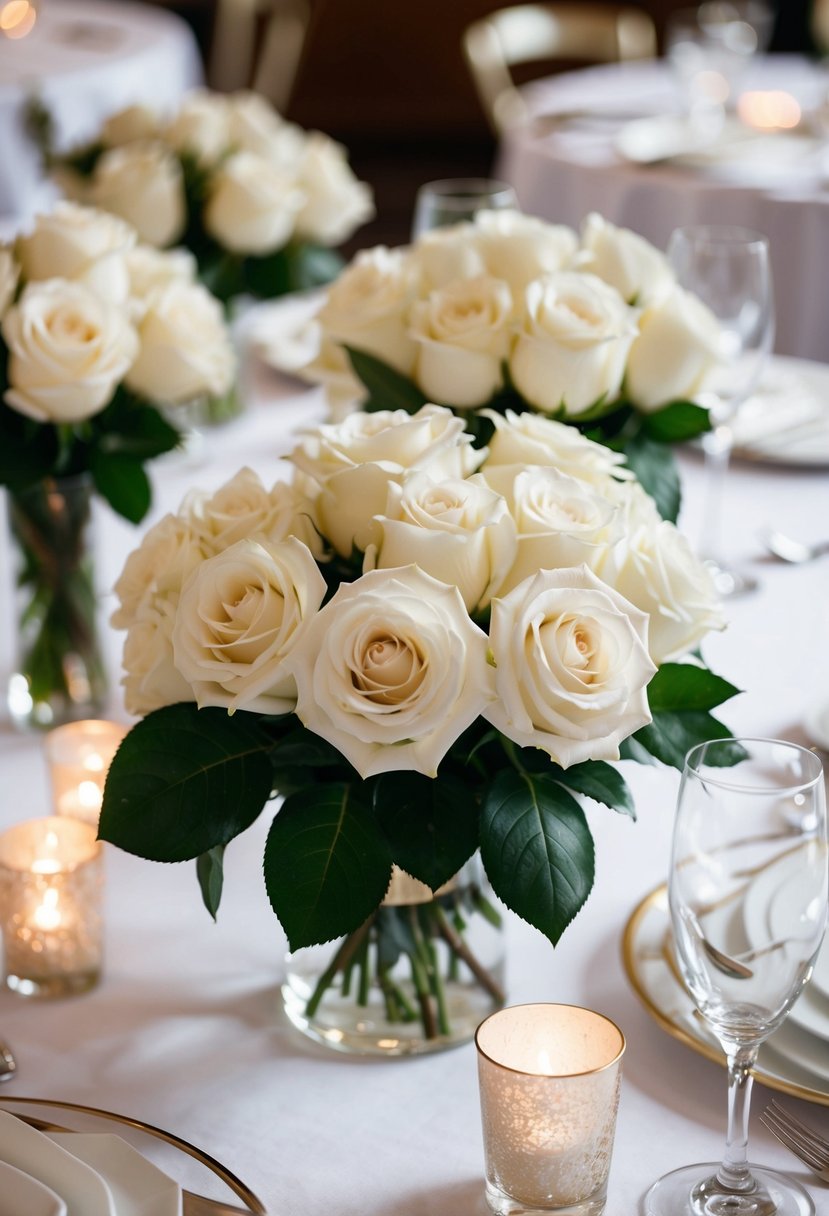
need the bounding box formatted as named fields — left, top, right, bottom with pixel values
left=553, top=761, right=636, bottom=819
left=264, top=782, right=392, bottom=950
left=373, top=771, right=480, bottom=891
left=642, top=400, right=711, bottom=443
left=621, top=433, right=681, bottom=523
left=619, top=736, right=658, bottom=765
left=288, top=243, right=345, bottom=290
left=647, top=664, right=741, bottom=713
left=100, top=704, right=273, bottom=860
left=481, top=769, right=594, bottom=946
left=345, top=347, right=429, bottom=415
left=96, top=397, right=181, bottom=459
left=633, top=711, right=747, bottom=770
left=89, top=452, right=151, bottom=523
left=196, top=845, right=225, bottom=921
left=269, top=725, right=349, bottom=771
left=0, top=402, right=59, bottom=489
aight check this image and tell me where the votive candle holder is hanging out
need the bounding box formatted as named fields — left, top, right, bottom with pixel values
left=476, top=1003, right=625, bottom=1216
left=45, top=719, right=126, bottom=827
left=0, top=817, right=104, bottom=997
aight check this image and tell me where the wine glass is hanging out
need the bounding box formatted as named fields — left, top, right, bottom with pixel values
left=646, top=738, right=828, bottom=1216
left=411, top=177, right=517, bottom=239
left=667, top=225, right=775, bottom=597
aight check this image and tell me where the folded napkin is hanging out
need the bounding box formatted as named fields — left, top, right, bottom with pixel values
left=730, top=363, right=829, bottom=462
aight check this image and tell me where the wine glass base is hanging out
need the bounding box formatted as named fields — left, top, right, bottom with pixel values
left=644, top=1162, right=814, bottom=1216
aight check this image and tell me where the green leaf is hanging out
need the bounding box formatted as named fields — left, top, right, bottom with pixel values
left=642, top=400, right=711, bottom=443
left=100, top=704, right=273, bottom=861
left=96, top=397, right=181, bottom=460
left=619, top=736, right=658, bottom=765
left=373, top=771, right=480, bottom=891
left=268, top=725, right=348, bottom=771
left=0, top=402, right=59, bottom=489
left=196, top=846, right=225, bottom=921
left=622, top=433, right=681, bottom=523
left=89, top=452, right=151, bottom=523
left=553, top=761, right=636, bottom=819
left=264, top=782, right=392, bottom=949
left=481, top=769, right=594, bottom=946
left=344, top=347, right=429, bottom=415
left=647, top=664, right=741, bottom=713
left=633, top=711, right=747, bottom=770
left=288, top=244, right=345, bottom=291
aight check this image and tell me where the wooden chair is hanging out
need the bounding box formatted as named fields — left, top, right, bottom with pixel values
left=208, top=0, right=310, bottom=111
left=463, top=3, right=657, bottom=134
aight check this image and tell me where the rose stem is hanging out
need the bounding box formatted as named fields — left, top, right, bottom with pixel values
left=434, top=907, right=505, bottom=1004
left=304, top=919, right=371, bottom=1019
left=356, top=932, right=371, bottom=1007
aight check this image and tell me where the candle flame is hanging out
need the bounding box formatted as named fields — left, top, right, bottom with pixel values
left=737, top=90, right=801, bottom=131
left=32, top=829, right=62, bottom=874
left=0, top=0, right=36, bottom=37
left=83, top=751, right=105, bottom=773
left=78, top=780, right=103, bottom=810
left=33, top=887, right=62, bottom=931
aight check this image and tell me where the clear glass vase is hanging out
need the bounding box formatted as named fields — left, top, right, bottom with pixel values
left=282, top=853, right=506, bottom=1057
left=6, top=475, right=107, bottom=730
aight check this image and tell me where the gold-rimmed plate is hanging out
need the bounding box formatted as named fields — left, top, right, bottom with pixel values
left=622, top=884, right=829, bottom=1107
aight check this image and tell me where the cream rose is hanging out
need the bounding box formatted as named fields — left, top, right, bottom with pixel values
left=608, top=518, right=725, bottom=663
left=122, top=602, right=195, bottom=716
left=289, top=404, right=482, bottom=555
left=300, top=333, right=368, bottom=420
left=286, top=566, right=494, bottom=778
left=0, top=246, right=18, bottom=318
left=366, top=472, right=517, bottom=612
left=474, top=210, right=578, bottom=294
left=165, top=90, right=231, bottom=166
left=183, top=467, right=321, bottom=557
left=485, top=565, right=656, bottom=767
left=578, top=213, right=675, bottom=306
left=2, top=279, right=138, bottom=423
left=16, top=202, right=136, bottom=304
left=511, top=272, right=639, bottom=417
left=172, top=536, right=326, bottom=713
left=111, top=511, right=207, bottom=630
left=101, top=104, right=161, bottom=147
left=125, top=280, right=235, bottom=406
left=409, top=275, right=513, bottom=407
left=316, top=246, right=420, bottom=376
left=479, top=466, right=622, bottom=594
left=204, top=151, right=304, bottom=255
left=413, top=223, right=487, bottom=291
left=226, top=91, right=304, bottom=166
left=482, top=408, right=631, bottom=488
left=125, top=244, right=197, bottom=309
left=92, top=142, right=186, bottom=248
left=294, top=133, right=374, bottom=246
left=626, top=287, right=723, bottom=411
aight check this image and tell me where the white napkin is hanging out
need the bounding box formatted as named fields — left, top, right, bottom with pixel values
left=729, top=362, right=829, bottom=462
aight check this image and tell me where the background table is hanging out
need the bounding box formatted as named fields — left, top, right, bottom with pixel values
left=499, top=56, right=829, bottom=364
left=0, top=0, right=203, bottom=230
left=0, top=341, right=826, bottom=1214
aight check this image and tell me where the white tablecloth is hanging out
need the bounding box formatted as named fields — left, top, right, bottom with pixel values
left=498, top=56, right=829, bottom=364
left=0, top=346, right=827, bottom=1215
left=0, top=0, right=203, bottom=228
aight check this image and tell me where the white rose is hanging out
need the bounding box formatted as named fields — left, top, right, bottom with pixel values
left=479, top=465, right=622, bottom=594
left=482, top=408, right=631, bottom=488
left=2, top=279, right=138, bottom=423
left=226, top=91, right=304, bottom=167
left=182, top=466, right=322, bottom=556
left=92, top=142, right=186, bottom=248
left=510, top=272, right=639, bottom=417
left=608, top=518, right=725, bottom=663
left=125, top=244, right=196, bottom=310
left=165, top=90, right=231, bottom=166
left=122, top=603, right=194, bottom=716
left=409, top=275, right=513, bottom=407
left=289, top=404, right=482, bottom=555
left=578, top=213, right=675, bottom=306
left=287, top=566, right=494, bottom=778
left=413, top=223, right=487, bottom=290
left=101, top=104, right=161, bottom=147
left=300, top=332, right=368, bottom=421
left=111, top=511, right=207, bottom=630
left=366, top=471, right=517, bottom=613
left=485, top=565, right=656, bottom=767
left=474, top=210, right=578, bottom=294
left=172, top=536, right=326, bottom=713
left=16, top=201, right=136, bottom=304
left=125, top=280, right=235, bottom=406
left=316, top=246, right=420, bottom=376
left=294, top=133, right=374, bottom=246
left=204, top=151, right=304, bottom=255
left=0, top=246, right=19, bottom=318
left=626, top=287, right=722, bottom=411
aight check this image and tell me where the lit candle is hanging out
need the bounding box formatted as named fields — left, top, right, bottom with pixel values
left=0, top=0, right=37, bottom=39
left=475, top=1004, right=625, bottom=1214
left=45, top=720, right=127, bottom=828
left=737, top=90, right=802, bottom=131
left=0, top=817, right=104, bottom=998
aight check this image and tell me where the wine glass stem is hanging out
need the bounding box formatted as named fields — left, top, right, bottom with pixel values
left=699, top=423, right=733, bottom=567
left=718, top=1044, right=759, bottom=1192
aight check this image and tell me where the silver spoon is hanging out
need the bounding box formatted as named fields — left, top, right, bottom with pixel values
left=0, top=1039, right=16, bottom=1081
left=761, top=529, right=829, bottom=564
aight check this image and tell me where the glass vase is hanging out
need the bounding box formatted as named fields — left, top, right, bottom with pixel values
left=282, top=853, right=506, bottom=1057
left=6, top=475, right=107, bottom=730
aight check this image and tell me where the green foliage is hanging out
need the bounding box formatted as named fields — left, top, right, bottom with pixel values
left=344, top=347, right=430, bottom=414
left=196, top=847, right=225, bottom=921
left=373, top=771, right=480, bottom=891
left=642, top=400, right=711, bottom=443
left=620, top=432, right=681, bottom=523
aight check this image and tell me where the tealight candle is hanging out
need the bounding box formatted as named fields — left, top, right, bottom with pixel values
left=476, top=1003, right=625, bottom=1215
left=45, top=719, right=127, bottom=828
left=0, top=817, right=104, bottom=998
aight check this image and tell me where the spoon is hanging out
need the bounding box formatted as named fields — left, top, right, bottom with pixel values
left=761, top=529, right=829, bottom=564
left=0, top=1039, right=16, bottom=1081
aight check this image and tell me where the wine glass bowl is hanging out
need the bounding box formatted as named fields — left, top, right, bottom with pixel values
left=411, top=177, right=518, bottom=239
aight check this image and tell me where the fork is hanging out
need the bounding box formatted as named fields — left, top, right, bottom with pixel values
left=760, top=1099, right=829, bottom=1183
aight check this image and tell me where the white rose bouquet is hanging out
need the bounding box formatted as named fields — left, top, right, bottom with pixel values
left=100, top=403, right=740, bottom=1051
left=299, top=210, right=723, bottom=522
left=0, top=202, right=235, bottom=726
left=29, top=90, right=374, bottom=304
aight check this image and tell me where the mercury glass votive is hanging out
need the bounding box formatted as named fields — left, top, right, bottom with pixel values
left=45, top=719, right=127, bottom=827
left=0, top=817, right=104, bottom=998
left=476, top=1004, right=625, bottom=1216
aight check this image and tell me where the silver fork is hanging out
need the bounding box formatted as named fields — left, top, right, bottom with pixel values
left=760, top=1099, right=829, bottom=1183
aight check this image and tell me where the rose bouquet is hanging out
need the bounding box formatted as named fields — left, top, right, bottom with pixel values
left=100, top=402, right=740, bottom=1053
left=296, top=209, right=723, bottom=522
left=0, top=201, right=235, bottom=726
left=29, top=90, right=374, bottom=304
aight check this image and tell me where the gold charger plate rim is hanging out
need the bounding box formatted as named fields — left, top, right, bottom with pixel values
left=622, top=883, right=829, bottom=1108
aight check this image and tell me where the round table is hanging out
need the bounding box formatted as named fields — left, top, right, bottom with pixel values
left=498, top=55, right=829, bottom=363
left=0, top=0, right=203, bottom=230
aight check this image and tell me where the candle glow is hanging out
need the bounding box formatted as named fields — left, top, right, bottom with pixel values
left=737, top=90, right=802, bottom=131
left=46, top=719, right=127, bottom=828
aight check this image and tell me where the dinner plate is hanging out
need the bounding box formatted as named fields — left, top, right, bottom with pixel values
left=46, top=1135, right=181, bottom=1216
left=0, top=1159, right=67, bottom=1216
left=0, top=1109, right=115, bottom=1216
left=623, top=884, right=829, bottom=1106
left=727, top=355, right=829, bottom=468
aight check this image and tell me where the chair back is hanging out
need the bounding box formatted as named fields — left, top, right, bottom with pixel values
left=209, top=0, right=310, bottom=111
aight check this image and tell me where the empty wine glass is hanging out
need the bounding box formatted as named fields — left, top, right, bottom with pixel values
left=645, top=738, right=828, bottom=1216
left=668, top=225, right=775, bottom=596
left=411, top=177, right=517, bottom=239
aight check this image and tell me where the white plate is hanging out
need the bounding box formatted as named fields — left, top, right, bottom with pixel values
left=47, top=1135, right=181, bottom=1216
left=0, top=1160, right=67, bottom=1216
left=0, top=1110, right=114, bottom=1216
left=728, top=356, right=829, bottom=468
